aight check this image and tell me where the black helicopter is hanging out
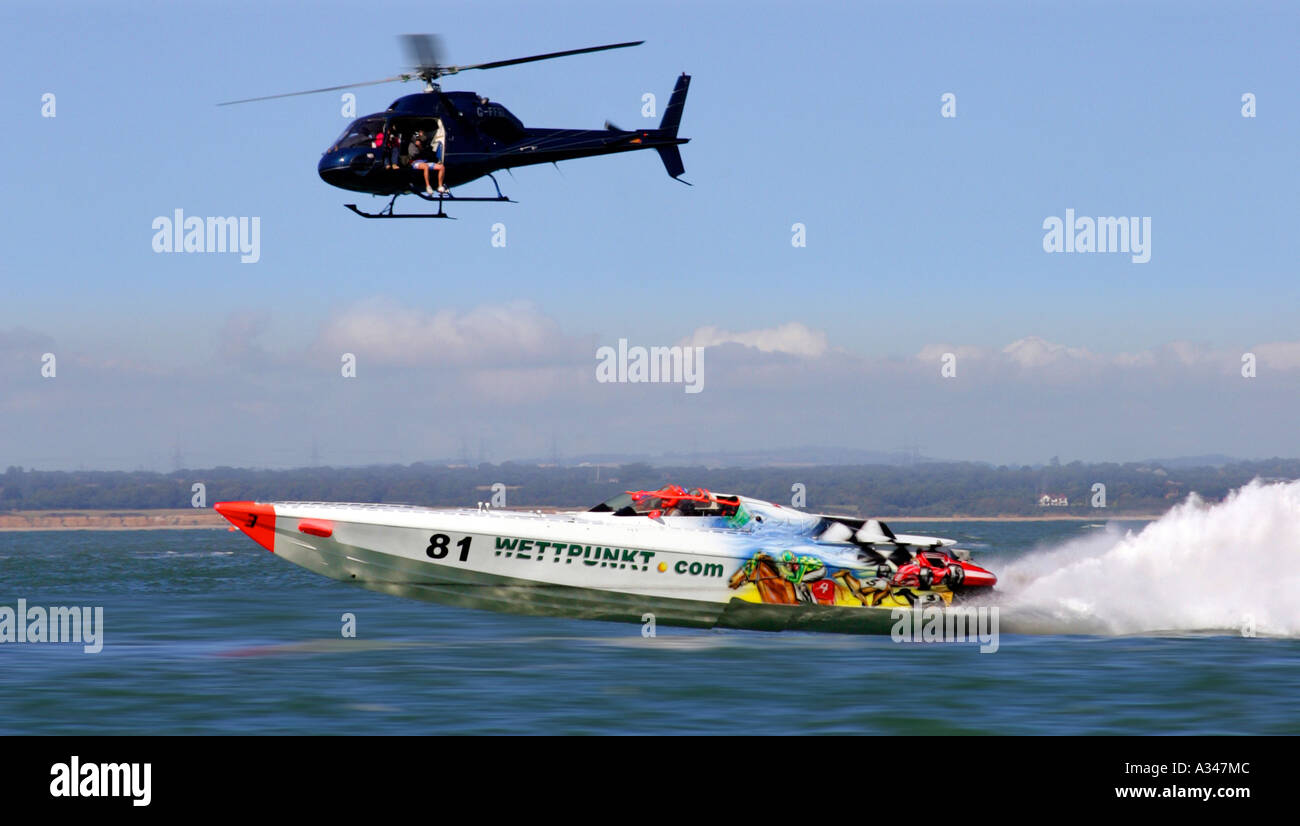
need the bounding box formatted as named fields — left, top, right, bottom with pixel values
left=220, top=35, right=691, bottom=218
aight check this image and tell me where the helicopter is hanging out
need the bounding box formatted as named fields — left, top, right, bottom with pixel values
left=220, top=35, right=691, bottom=219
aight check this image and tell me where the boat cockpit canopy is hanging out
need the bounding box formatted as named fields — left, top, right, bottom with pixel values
left=590, top=485, right=741, bottom=518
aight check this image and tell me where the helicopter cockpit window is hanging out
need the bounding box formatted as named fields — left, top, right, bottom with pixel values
left=331, top=117, right=386, bottom=151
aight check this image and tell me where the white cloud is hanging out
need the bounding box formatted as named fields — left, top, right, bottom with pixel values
left=1253, top=341, right=1300, bottom=371
left=316, top=300, right=574, bottom=367
left=920, top=336, right=1295, bottom=376
left=1163, top=340, right=1210, bottom=367
left=1001, top=336, right=1098, bottom=368
left=1112, top=350, right=1158, bottom=368
left=683, top=322, right=828, bottom=357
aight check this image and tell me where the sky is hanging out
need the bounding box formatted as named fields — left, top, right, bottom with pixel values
left=0, top=0, right=1297, bottom=470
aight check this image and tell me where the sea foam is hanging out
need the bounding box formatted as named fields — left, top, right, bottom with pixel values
left=997, top=478, right=1300, bottom=637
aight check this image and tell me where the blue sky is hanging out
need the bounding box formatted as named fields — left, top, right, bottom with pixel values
left=1, top=0, right=1297, bottom=469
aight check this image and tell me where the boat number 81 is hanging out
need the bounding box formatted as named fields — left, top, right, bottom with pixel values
left=426, top=533, right=472, bottom=561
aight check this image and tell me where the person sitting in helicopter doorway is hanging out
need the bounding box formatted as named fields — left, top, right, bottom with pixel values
left=411, top=119, right=449, bottom=196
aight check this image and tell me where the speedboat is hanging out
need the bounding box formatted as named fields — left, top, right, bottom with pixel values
left=216, top=484, right=997, bottom=634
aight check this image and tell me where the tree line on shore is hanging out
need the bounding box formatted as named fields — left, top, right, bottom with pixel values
left=2, top=459, right=1296, bottom=516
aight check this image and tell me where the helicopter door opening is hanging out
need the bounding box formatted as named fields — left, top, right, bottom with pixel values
left=387, top=117, right=445, bottom=170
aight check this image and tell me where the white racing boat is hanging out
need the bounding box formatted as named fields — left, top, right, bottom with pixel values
left=216, top=485, right=997, bottom=634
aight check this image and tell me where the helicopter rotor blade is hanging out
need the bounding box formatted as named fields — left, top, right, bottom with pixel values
left=401, top=33, right=446, bottom=73
left=218, top=37, right=644, bottom=106
left=217, top=75, right=410, bottom=106
left=444, top=40, right=643, bottom=76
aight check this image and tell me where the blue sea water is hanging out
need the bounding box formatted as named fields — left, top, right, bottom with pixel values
left=1, top=522, right=1296, bottom=735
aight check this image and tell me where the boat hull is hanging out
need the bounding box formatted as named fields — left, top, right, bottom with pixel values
left=217, top=501, right=970, bottom=636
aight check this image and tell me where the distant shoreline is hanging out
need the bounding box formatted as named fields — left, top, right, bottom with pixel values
left=0, top=507, right=1163, bottom=531
left=0, top=509, right=225, bottom=531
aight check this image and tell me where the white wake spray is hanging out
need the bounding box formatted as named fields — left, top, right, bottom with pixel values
left=996, top=479, right=1300, bottom=637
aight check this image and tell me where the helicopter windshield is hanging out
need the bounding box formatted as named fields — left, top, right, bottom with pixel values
left=330, top=117, right=385, bottom=152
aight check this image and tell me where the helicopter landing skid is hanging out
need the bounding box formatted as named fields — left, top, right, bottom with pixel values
left=344, top=176, right=513, bottom=219
left=345, top=201, right=454, bottom=219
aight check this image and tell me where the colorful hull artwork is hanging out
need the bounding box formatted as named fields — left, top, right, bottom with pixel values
left=216, top=486, right=997, bottom=635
